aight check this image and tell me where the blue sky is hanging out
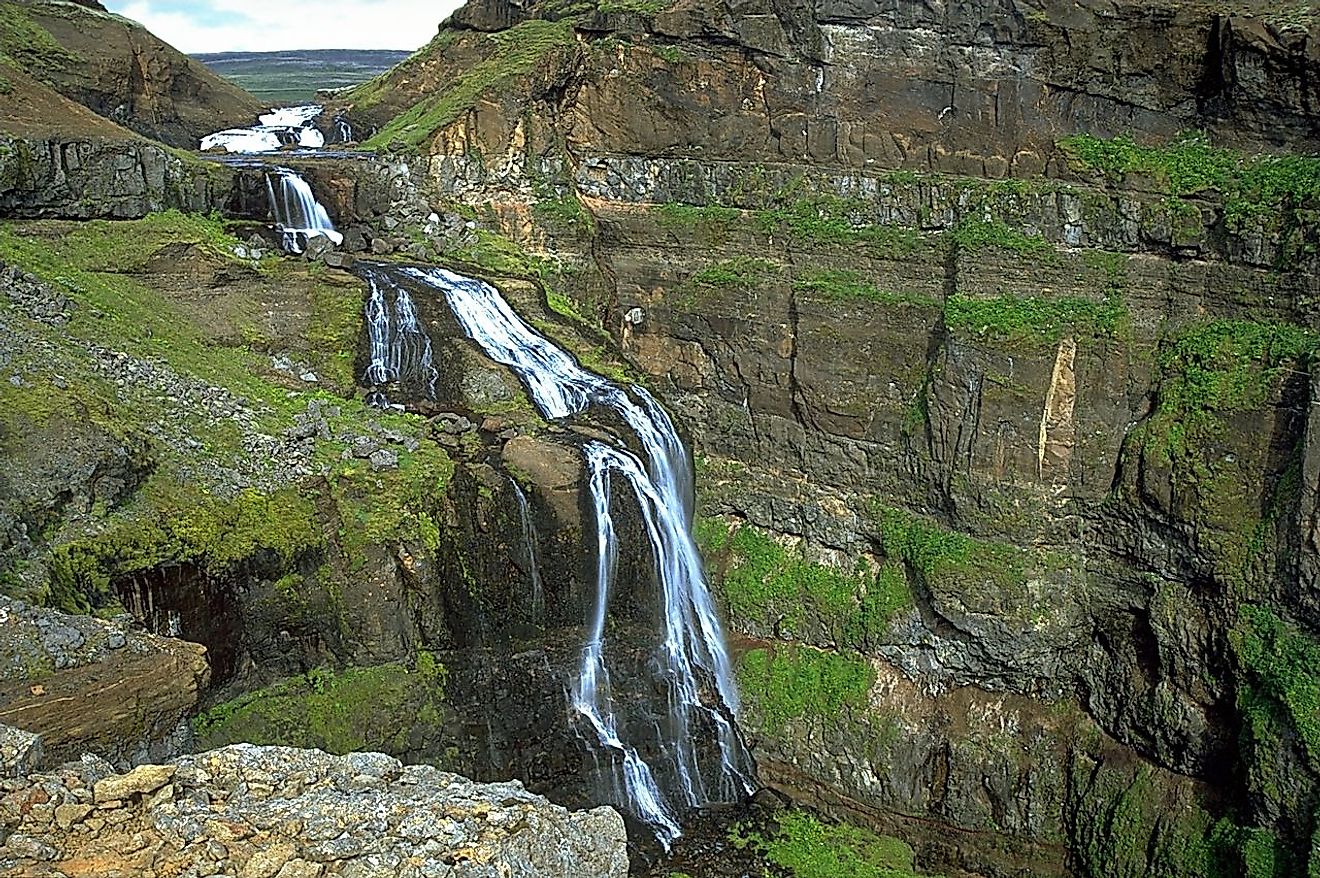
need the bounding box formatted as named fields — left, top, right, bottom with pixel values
left=104, top=0, right=466, bottom=53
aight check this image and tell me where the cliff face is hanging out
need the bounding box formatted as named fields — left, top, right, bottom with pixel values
left=334, top=0, right=1320, bottom=875
left=0, top=0, right=262, bottom=147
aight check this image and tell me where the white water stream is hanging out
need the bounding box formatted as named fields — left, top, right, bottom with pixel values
left=264, top=168, right=343, bottom=254
left=392, top=265, right=751, bottom=845
left=201, top=104, right=326, bottom=153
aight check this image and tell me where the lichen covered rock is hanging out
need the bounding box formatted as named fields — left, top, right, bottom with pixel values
left=0, top=744, right=629, bottom=877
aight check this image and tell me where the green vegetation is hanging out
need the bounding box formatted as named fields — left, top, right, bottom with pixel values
left=731, top=809, right=938, bottom=878
left=948, top=217, right=1057, bottom=261
left=873, top=504, right=1029, bottom=594
left=1060, top=131, right=1320, bottom=229
left=193, top=652, right=447, bottom=755
left=700, top=519, right=911, bottom=649
left=532, top=194, right=596, bottom=238
left=0, top=3, right=81, bottom=83
left=793, top=269, right=938, bottom=308
left=1235, top=606, right=1320, bottom=768
left=655, top=202, right=741, bottom=241
left=688, top=256, right=779, bottom=292
left=1144, top=319, right=1315, bottom=463
left=944, top=293, right=1126, bottom=346
left=305, top=281, right=365, bottom=392
left=738, top=647, right=874, bottom=733
left=47, top=476, right=320, bottom=614
left=598, top=0, right=673, bottom=12
left=754, top=194, right=921, bottom=258
left=364, top=20, right=576, bottom=150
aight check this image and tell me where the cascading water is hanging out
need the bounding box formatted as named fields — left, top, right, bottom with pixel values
left=201, top=104, right=326, bottom=153
left=265, top=168, right=344, bottom=254
left=511, top=481, right=547, bottom=624
left=334, top=115, right=354, bottom=143
left=359, top=265, right=438, bottom=405
left=389, top=264, right=752, bottom=845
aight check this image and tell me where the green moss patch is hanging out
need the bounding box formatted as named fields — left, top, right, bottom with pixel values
left=754, top=194, right=921, bottom=258
left=193, top=652, right=447, bottom=755
left=737, top=646, right=874, bottom=734
left=948, top=217, right=1057, bottom=261
left=0, top=3, right=80, bottom=83
left=731, top=808, right=938, bottom=878
left=699, top=519, right=911, bottom=649
left=1060, top=131, right=1320, bottom=229
left=793, top=269, right=938, bottom=308
left=944, top=293, right=1126, bottom=346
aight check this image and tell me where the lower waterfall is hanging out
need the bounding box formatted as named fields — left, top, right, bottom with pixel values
left=265, top=168, right=343, bottom=254
left=374, top=264, right=753, bottom=846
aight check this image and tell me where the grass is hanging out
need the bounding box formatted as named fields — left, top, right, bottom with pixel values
left=944, top=293, right=1127, bottom=345
left=1142, top=319, right=1315, bottom=463
left=532, top=194, right=596, bottom=238
left=731, top=809, right=938, bottom=878
left=0, top=212, right=455, bottom=608
left=872, top=504, right=1035, bottom=598
left=1234, top=606, right=1320, bottom=768
left=0, top=3, right=81, bottom=84
left=195, top=49, right=408, bottom=104
left=1060, top=131, right=1320, bottom=229
left=687, top=257, right=780, bottom=295
left=364, top=19, right=576, bottom=150
left=598, top=0, right=673, bottom=11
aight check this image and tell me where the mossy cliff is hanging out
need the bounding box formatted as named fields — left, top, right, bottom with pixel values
left=328, top=0, right=1320, bottom=874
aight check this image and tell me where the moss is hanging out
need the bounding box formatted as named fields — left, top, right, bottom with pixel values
left=1143, top=319, right=1315, bottom=462
left=731, top=808, right=938, bottom=878
left=738, top=646, right=874, bottom=734
left=873, top=504, right=1026, bottom=595
left=1234, top=606, right=1320, bottom=768
left=46, top=474, right=323, bottom=614
left=193, top=652, right=447, bottom=755
left=598, top=0, right=673, bottom=12
left=700, top=519, right=911, bottom=649
left=364, top=20, right=577, bottom=150
left=793, top=269, right=938, bottom=308
left=305, top=281, right=364, bottom=393
left=755, top=194, right=921, bottom=257
left=1060, top=131, right=1320, bottom=230
left=686, top=257, right=780, bottom=295
left=948, top=217, right=1057, bottom=261
left=944, top=293, right=1127, bottom=346
left=654, top=202, right=741, bottom=240
left=532, top=194, right=596, bottom=238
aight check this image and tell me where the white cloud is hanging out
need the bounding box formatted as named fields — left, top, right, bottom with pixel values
left=109, top=0, right=468, bottom=53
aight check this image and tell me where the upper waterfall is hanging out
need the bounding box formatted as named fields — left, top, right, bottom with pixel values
left=384, top=264, right=753, bottom=846
left=200, top=105, right=326, bottom=153
left=265, top=168, right=343, bottom=254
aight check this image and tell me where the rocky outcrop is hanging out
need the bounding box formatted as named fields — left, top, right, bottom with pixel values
left=4, top=0, right=261, bottom=147
left=0, top=597, right=208, bottom=767
left=0, top=137, right=237, bottom=218
left=0, top=744, right=629, bottom=877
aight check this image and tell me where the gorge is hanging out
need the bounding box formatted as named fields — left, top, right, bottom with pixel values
left=4, top=0, right=1320, bottom=876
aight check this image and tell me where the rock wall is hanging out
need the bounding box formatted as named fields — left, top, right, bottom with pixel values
left=329, top=0, right=1320, bottom=873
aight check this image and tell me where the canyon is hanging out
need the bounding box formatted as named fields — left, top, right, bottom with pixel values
left=3, top=0, right=1320, bottom=876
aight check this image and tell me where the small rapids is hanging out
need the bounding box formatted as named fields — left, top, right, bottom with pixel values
left=201, top=104, right=326, bottom=153
left=373, top=264, right=754, bottom=847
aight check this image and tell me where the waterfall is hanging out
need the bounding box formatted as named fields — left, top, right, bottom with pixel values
left=511, top=481, right=546, bottom=624
left=359, top=266, right=438, bottom=404
left=265, top=168, right=344, bottom=254
left=200, top=104, right=326, bottom=153
left=335, top=115, right=354, bottom=143
left=393, top=264, right=752, bottom=846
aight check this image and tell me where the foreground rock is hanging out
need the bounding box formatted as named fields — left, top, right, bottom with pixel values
left=0, top=597, right=208, bottom=767
left=0, top=744, right=630, bottom=877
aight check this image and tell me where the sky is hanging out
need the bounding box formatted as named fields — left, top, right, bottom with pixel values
left=103, top=0, right=467, bottom=53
